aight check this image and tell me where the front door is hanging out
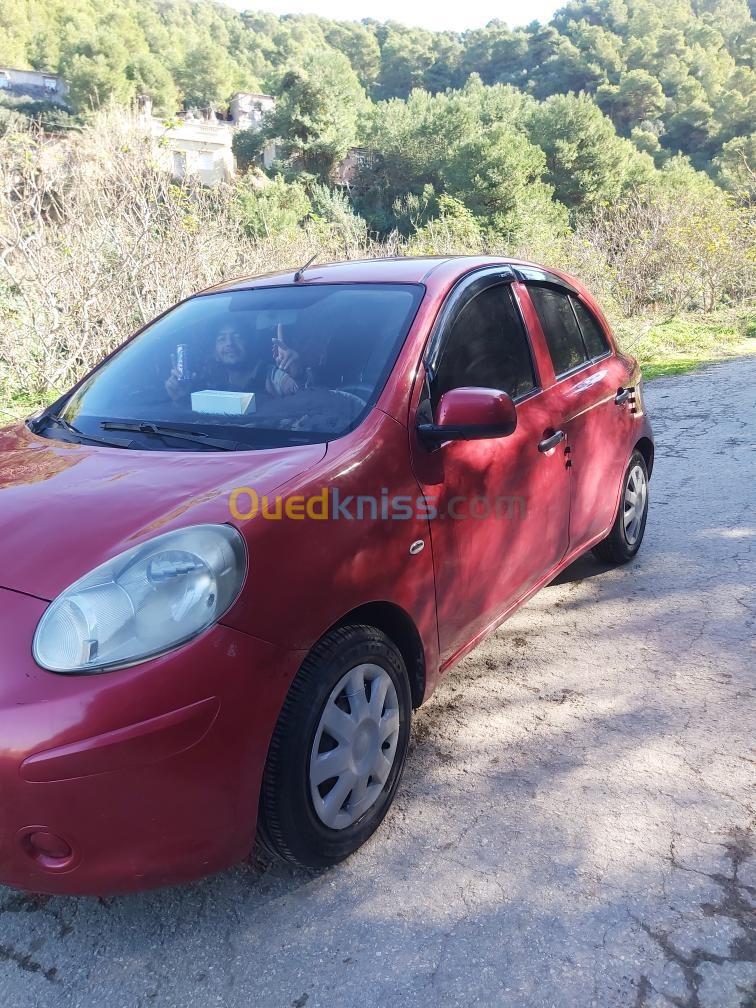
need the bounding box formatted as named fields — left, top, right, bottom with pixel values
left=410, top=277, right=571, bottom=667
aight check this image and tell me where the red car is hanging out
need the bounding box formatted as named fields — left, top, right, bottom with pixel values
left=0, top=257, right=653, bottom=894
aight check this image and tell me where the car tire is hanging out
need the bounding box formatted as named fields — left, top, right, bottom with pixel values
left=593, top=450, right=649, bottom=565
left=257, top=624, right=412, bottom=868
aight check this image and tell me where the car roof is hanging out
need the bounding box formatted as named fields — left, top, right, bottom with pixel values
left=199, top=255, right=576, bottom=294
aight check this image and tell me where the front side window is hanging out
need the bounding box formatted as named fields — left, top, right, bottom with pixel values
left=431, top=284, right=536, bottom=409
left=54, top=283, right=423, bottom=450
left=527, top=285, right=588, bottom=377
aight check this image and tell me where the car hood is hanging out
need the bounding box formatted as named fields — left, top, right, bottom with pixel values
left=0, top=422, right=326, bottom=601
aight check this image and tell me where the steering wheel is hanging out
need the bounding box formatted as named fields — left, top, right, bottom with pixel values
left=338, top=384, right=372, bottom=405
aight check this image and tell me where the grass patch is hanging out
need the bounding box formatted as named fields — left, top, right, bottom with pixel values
left=641, top=356, right=717, bottom=380
left=615, top=309, right=756, bottom=380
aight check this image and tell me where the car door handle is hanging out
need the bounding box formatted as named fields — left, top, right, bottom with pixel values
left=615, top=387, right=631, bottom=405
left=538, top=430, right=566, bottom=453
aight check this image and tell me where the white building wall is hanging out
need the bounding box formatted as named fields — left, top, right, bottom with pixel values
left=0, top=67, right=68, bottom=97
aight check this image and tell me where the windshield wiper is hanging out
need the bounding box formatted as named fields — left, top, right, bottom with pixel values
left=101, top=421, right=240, bottom=452
left=40, top=413, right=135, bottom=449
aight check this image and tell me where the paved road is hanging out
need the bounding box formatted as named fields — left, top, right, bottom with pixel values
left=1, top=358, right=754, bottom=1008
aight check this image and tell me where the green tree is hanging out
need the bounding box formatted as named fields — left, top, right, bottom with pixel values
left=630, top=126, right=663, bottom=159
left=663, top=76, right=715, bottom=162
left=459, top=23, right=529, bottom=87
left=356, top=83, right=567, bottom=246
left=308, top=183, right=368, bottom=252
left=377, top=26, right=439, bottom=98
left=713, top=67, right=756, bottom=145
left=63, top=52, right=134, bottom=111
left=127, top=53, right=177, bottom=113
left=263, top=50, right=366, bottom=181
left=322, top=21, right=381, bottom=91
left=596, top=69, right=666, bottom=135
left=232, top=128, right=266, bottom=173
left=405, top=194, right=484, bottom=254
left=527, top=94, right=634, bottom=211
left=176, top=42, right=236, bottom=108
left=442, top=124, right=559, bottom=243
left=0, top=0, right=752, bottom=181
left=566, top=20, right=624, bottom=83
left=354, top=90, right=464, bottom=232
left=527, top=29, right=601, bottom=98
left=0, top=0, right=35, bottom=66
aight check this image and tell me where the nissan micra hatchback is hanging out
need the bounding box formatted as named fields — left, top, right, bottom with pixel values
left=0, top=257, right=653, bottom=893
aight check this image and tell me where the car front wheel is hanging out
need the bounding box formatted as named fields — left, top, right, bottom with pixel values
left=593, top=450, right=649, bottom=564
left=257, top=624, right=412, bottom=868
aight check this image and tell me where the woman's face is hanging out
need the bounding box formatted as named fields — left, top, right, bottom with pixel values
left=215, top=327, right=246, bottom=366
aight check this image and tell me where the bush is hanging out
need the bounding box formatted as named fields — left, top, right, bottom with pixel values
left=233, top=174, right=312, bottom=238
left=0, top=95, right=77, bottom=133
left=405, top=195, right=483, bottom=254
left=308, top=184, right=369, bottom=255
left=573, top=169, right=755, bottom=316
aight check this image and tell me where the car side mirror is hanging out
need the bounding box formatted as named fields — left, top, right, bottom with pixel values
left=417, top=387, right=518, bottom=447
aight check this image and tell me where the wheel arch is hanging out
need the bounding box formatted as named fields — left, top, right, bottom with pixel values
left=634, top=436, right=655, bottom=477
left=331, top=602, right=427, bottom=709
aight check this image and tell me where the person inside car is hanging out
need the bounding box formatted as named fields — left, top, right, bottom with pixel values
left=266, top=324, right=306, bottom=396
left=266, top=323, right=335, bottom=397
left=165, top=324, right=270, bottom=403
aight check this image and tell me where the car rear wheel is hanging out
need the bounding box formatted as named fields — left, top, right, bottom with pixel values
left=593, top=450, right=649, bottom=565
left=257, top=624, right=411, bottom=868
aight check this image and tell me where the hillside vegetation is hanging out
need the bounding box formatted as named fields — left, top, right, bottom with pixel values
left=1, top=0, right=754, bottom=176
left=0, top=0, right=754, bottom=412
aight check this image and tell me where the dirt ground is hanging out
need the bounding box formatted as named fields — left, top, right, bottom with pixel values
left=1, top=357, right=754, bottom=1008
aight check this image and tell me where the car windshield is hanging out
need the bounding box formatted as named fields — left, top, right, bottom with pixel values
left=53, top=283, right=424, bottom=450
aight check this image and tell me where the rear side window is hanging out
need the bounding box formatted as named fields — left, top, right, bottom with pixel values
left=527, top=286, right=588, bottom=376
left=572, top=298, right=610, bottom=358
left=432, top=284, right=536, bottom=409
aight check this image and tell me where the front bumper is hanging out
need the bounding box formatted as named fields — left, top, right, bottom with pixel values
left=0, top=588, right=303, bottom=894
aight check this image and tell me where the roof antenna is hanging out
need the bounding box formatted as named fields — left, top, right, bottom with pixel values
left=293, top=253, right=318, bottom=283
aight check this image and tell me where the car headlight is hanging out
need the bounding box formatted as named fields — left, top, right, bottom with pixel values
left=33, top=525, right=247, bottom=674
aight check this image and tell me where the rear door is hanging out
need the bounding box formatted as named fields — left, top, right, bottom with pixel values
left=522, top=281, right=634, bottom=548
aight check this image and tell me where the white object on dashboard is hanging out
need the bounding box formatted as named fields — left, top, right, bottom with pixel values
left=191, top=390, right=257, bottom=415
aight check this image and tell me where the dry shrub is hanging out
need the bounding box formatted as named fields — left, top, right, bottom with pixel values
left=0, top=110, right=376, bottom=398
left=573, top=190, right=755, bottom=318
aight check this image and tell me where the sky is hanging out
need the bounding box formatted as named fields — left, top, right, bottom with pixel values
left=223, top=1, right=562, bottom=33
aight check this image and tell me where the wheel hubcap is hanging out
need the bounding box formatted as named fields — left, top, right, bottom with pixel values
left=309, top=663, right=400, bottom=830
left=623, top=464, right=648, bottom=546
